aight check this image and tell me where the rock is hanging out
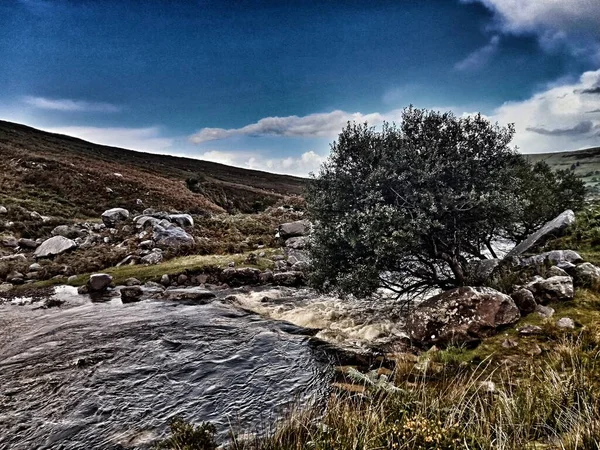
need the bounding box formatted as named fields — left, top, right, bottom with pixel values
left=77, top=285, right=89, bottom=295
left=405, top=286, right=520, bottom=347
left=164, top=287, right=216, bottom=302
left=28, top=263, right=43, bottom=272
left=573, top=262, right=600, bottom=290
left=272, top=271, right=306, bottom=287
left=6, top=271, right=24, bottom=283
left=518, top=324, right=543, bottom=336
left=526, top=276, right=574, bottom=303
left=141, top=252, right=163, bottom=265
left=18, top=238, right=38, bottom=249
left=101, top=208, right=130, bottom=228
left=0, top=283, right=13, bottom=293
left=25, top=272, right=39, bottom=280
left=1, top=235, right=18, bottom=248
left=285, top=236, right=309, bottom=250
left=502, top=338, right=518, bottom=348
left=34, top=236, right=77, bottom=258
left=0, top=206, right=6, bottom=214
left=160, top=274, right=170, bottom=286
left=67, top=275, right=78, bottom=283
left=258, top=251, right=266, bottom=258
left=520, top=250, right=583, bottom=269
left=0, top=253, right=26, bottom=262
left=153, top=225, right=195, bottom=251
left=467, top=259, right=501, bottom=285
left=30, top=211, right=43, bottom=220
left=136, top=198, right=143, bottom=205
left=116, top=255, right=138, bottom=267
left=120, top=286, right=144, bottom=303
left=291, top=261, right=310, bottom=272
left=274, top=260, right=288, bottom=271
left=168, top=214, right=194, bottom=228
left=272, top=255, right=285, bottom=261
left=511, top=288, right=537, bottom=315
left=144, top=281, right=165, bottom=290
left=105, top=187, right=113, bottom=193
left=41, top=297, right=64, bottom=309
left=51, top=225, right=85, bottom=239
left=135, top=215, right=161, bottom=229
left=547, top=266, right=569, bottom=277
left=124, top=277, right=141, bottom=286
left=507, top=210, right=575, bottom=257
left=177, top=274, right=188, bottom=285
left=228, top=261, right=235, bottom=268
left=89, top=273, right=113, bottom=292
left=535, top=304, right=555, bottom=318
left=139, top=240, right=154, bottom=249
left=259, top=270, right=274, bottom=283
left=557, top=317, right=576, bottom=329
left=278, top=220, right=311, bottom=239
left=220, top=267, right=261, bottom=286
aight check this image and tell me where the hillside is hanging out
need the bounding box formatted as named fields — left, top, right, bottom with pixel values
left=527, top=146, right=600, bottom=195
left=0, top=121, right=305, bottom=218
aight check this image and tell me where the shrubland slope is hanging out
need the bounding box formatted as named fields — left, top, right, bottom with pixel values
left=0, top=121, right=305, bottom=218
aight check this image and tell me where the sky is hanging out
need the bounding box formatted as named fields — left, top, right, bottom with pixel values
left=1, top=0, right=600, bottom=176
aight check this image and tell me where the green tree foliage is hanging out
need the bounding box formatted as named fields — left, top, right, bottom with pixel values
left=307, top=107, right=584, bottom=299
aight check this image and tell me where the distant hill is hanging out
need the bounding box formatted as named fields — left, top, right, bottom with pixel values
left=527, top=147, right=600, bottom=195
left=0, top=121, right=305, bottom=218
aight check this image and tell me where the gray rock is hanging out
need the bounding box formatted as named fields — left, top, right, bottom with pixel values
left=34, top=236, right=77, bottom=258
left=135, top=215, right=161, bottom=229
left=259, top=270, right=274, bottom=283
left=278, top=220, right=311, bottom=239
left=526, top=276, right=574, bottom=303
left=220, top=267, right=261, bottom=286
left=511, top=288, right=537, bottom=315
left=77, top=285, right=89, bottom=295
left=28, top=263, right=43, bottom=272
left=18, top=238, right=38, bottom=249
left=272, top=271, right=305, bottom=287
left=547, top=266, right=569, bottom=277
left=153, top=225, right=195, bottom=251
left=405, top=286, right=520, bottom=347
left=30, top=211, right=43, bottom=220
left=518, top=324, right=543, bottom=335
left=177, top=274, right=188, bottom=285
left=89, top=273, right=113, bottom=292
left=168, top=214, right=194, bottom=228
left=467, top=259, right=501, bottom=284
left=67, top=275, right=78, bottom=283
left=139, top=240, right=154, bottom=249
left=0, top=206, right=7, bottom=215
left=556, top=317, right=575, bottom=329
left=573, top=262, right=600, bottom=290
left=0, top=282, right=13, bottom=293
left=141, top=251, right=163, bottom=265
left=120, top=286, right=144, bottom=303
left=145, top=281, right=165, bottom=290
left=291, top=261, right=310, bottom=272
left=507, top=210, right=575, bottom=257
left=6, top=271, right=24, bottom=283
left=163, top=287, right=216, bottom=302
left=160, top=274, right=170, bottom=286
left=51, top=225, right=85, bottom=239
left=0, top=253, right=27, bottom=262
left=1, top=236, right=18, bottom=248
left=274, top=260, right=288, bottom=271
left=124, top=277, right=141, bottom=286
left=535, top=304, right=555, bottom=318
left=285, top=236, right=309, bottom=250
left=520, top=250, right=583, bottom=268
left=101, top=208, right=130, bottom=228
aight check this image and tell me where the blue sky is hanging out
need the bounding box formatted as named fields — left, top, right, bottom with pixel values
left=2, top=0, right=600, bottom=175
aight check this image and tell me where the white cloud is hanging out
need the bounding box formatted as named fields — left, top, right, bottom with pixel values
left=189, top=110, right=402, bottom=143
left=489, top=69, right=600, bottom=153
left=454, top=36, right=500, bottom=71
left=23, top=96, right=121, bottom=113
left=198, top=149, right=325, bottom=176
left=40, top=126, right=174, bottom=153
left=464, top=0, right=600, bottom=61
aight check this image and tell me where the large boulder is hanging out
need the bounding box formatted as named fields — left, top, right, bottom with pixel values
left=511, top=288, right=537, bottom=315
left=101, top=208, right=130, bottom=228
left=406, top=286, right=520, bottom=347
left=153, top=225, right=195, bottom=251
left=278, top=220, right=311, bottom=239
left=573, top=262, right=600, bottom=290
left=168, top=214, right=194, bottom=228
left=525, top=276, right=574, bottom=303
left=89, top=273, right=113, bottom=292
left=220, top=267, right=261, bottom=286
left=34, top=236, right=77, bottom=258
left=506, top=210, right=575, bottom=258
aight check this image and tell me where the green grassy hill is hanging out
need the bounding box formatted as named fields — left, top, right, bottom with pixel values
left=0, top=121, right=305, bottom=217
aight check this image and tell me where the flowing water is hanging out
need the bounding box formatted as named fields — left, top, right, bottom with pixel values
left=0, top=285, right=408, bottom=449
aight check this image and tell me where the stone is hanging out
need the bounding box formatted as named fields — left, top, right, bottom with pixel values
left=116, top=255, right=138, bottom=267
left=89, top=273, right=113, bottom=292
left=153, top=225, right=195, bottom=251
left=177, top=274, right=188, bottom=285
left=1, top=235, right=18, bottom=248
left=511, top=288, right=537, bottom=315
left=160, top=274, right=170, bottom=286
left=120, top=286, right=144, bottom=303
left=556, top=317, right=575, bottom=329
left=517, top=324, right=543, bottom=336
left=291, top=261, right=310, bottom=272
left=141, top=252, right=163, bottom=265
left=278, top=220, right=311, bottom=239
left=547, top=266, right=569, bottom=277
left=34, top=236, right=77, bottom=258
left=124, top=277, right=141, bottom=286
left=0, top=283, right=13, bottom=293
left=105, top=187, right=113, bottom=193
left=272, top=271, right=306, bottom=287
left=77, top=285, right=89, bottom=295
left=6, top=271, right=24, bottom=283
left=51, top=225, right=85, bottom=239
left=139, top=240, right=154, bottom=249
left=163, top=287, right=216, bottom=302
left=18, top=238, right=38, bottom=249
left=405, top=286, right=520, bottom=347
left=30, top=211, right=43, bottom=220
left=168, top=214, right=194, bottom=228
left=0, top=253, right=26, bottom=262
left=135, top=215, right=161, bottom=229
left=573, top=262, right=600, bottom=290
left=220, top=267, right=261, bottom=286
left=144, top=281, right=165, bottom=290
left=519, top=250, right=583, bottom=269
left=535, top=304, right=555, bottom=318
left=507, top=210, right=575, bottom=257
left=467, top=259, right=501, bottom=285
left=285, top=236, right=309, bottom=250
left=28, top=263, right=43, bottom=272
left=101, top=208, right=130, bottom=228
left=67, top=275, right=78, bottom=283
left=259, top=270, right=274, bottom=283
left=0, top=206, right=6, bottom=214
left=526, top=276, right=574, bottom=303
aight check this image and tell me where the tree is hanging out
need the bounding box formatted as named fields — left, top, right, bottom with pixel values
left=307, top=107, right=582, bottom=300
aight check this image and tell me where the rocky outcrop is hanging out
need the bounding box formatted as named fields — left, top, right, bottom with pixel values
left=525, top=276, right=574, bottom=303
left=507, top=210, right=575, bottom=257
left=406, top=286, right=520, bottom=347
left=519, top=250, right=583, bottom=269
left=153, top=225, right=195, bottom=251
left=101, top=208, right=130, bottom=228
left=278, top=220, right=311, bottom=239
left=34, top=236, right=77, bottom=258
